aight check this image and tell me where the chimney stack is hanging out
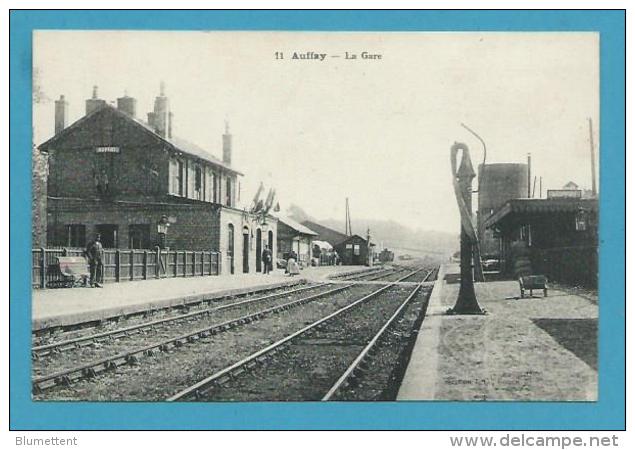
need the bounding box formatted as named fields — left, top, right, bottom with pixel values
left=85, top=85, right=106, bottom=115
left=117, top=91, right=137, bottom=117
left=54, top=94, right=68, bottom=135
left=223, top=121, right=232, bottom=165
left=150, top=81, right=170, bottom=138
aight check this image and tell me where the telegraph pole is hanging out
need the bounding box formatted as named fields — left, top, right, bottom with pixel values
left=588, top=118, right=597, bottom=197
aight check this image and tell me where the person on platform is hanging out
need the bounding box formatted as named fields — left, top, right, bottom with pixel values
left=287, top=250, right=300, bottom=276
left=262, top=245, right=272, bottom=275
left=85, top=233, right=104, bottom=288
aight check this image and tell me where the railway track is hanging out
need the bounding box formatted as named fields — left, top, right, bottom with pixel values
left=167, top=267, right=428, bottom=401
left=32, top=283, right=327, bottom=359
left=399, top=266, right=438, bottom=283
left=33, top=265, right=437, bottom=400
left=32, top=282, right=354, bottom=393
left=341, top=266, right=412, bottom=282
left=322, top=280, right=426, bottom=400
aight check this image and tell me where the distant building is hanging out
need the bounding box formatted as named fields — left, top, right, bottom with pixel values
left=334, top=234, right=371, bottom=266
left=547, top=181, right=596, bottom=200
left=299, top=220, right=374, bottom=266
left=483, top=198, right=598, bottom=287
left=38, top=84, right=277, bottom=275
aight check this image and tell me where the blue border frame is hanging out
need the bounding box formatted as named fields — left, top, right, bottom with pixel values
left=10, top=10, right=625, bottom=430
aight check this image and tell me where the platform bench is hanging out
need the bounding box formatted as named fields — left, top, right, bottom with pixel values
left=519, top=275, right=548, bottom=298
left=48, top=256, right=90, bottom=288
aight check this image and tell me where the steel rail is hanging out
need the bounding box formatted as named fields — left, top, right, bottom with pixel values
left=401, top=267, right=435, bottom=284
left=321, top=281, right=425, bottom=401
left=166, top=267, right=424, bottom=402
left=32, top=283, right=326, bottom=358
left=32, top=283, right=352, bottom=394
left=364, top=267, right=412, bottom=282
left=339, top=267, right=394, bottom=281
left=330, top=266, right=384, bottom=280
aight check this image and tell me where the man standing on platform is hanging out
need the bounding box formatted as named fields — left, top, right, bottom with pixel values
left=262, top=244, right=272, bottom=275
left=85, top=233, right=104, bottom=288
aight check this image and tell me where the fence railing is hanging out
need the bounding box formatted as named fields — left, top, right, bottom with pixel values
left=32, top=247, right=221, bottom=289
left=530, top=245, right=598, bottom=289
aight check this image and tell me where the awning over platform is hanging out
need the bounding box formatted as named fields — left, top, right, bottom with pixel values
left=483, top=198, right=598, bottom=229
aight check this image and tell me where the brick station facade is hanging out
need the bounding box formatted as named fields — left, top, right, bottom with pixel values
left=39, top=86, right=277, bottom=275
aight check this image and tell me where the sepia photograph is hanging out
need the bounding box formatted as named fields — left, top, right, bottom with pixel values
left=29, top=29, right=600, bottom=404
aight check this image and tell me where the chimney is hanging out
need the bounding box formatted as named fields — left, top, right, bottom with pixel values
left=168, top=111, right=174, bottom=139
left=150, top=81, right=169, bottom=137
left=222, top=121, right=232, bottom=165
left=54, top=94, right=68, bottom=134
left=117, top=91, right=137, bottom=117
left=85, top=85, right=106, bottom=115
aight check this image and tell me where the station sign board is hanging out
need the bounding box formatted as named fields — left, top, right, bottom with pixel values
left=95, top=146, right=120, bottom=153
left=547, top=189, right=582, bottom=199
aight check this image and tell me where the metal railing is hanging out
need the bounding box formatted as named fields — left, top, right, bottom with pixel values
left=32, top=247, right=221, bottom=289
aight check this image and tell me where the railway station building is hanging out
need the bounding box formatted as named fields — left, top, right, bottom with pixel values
left=275, top=216, right=318, bottom=267
left=483, top=197, right=598, bottom=287
left=38, top=85, right=278, bottom=276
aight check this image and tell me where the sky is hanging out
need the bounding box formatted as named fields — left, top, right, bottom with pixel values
left=33, top=31, right=599, bottom=233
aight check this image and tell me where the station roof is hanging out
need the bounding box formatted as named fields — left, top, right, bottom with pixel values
left=300, top=220, right=348, bottom=246
left=38, top=104, right=243, bottom=176
left=334, top=234, right=368, bottom=247
left=276, top=216, right=319, bottom=236
left=483, top=198, right=598, bottom=229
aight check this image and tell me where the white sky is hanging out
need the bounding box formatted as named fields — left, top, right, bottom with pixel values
left=33, top=31, right=599, bottom=232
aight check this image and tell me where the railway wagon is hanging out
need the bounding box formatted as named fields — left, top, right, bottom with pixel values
left=378, top=249, right=394, bottom=263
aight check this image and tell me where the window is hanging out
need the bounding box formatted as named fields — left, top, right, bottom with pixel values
left=177, top=161, right=184, bottom=196
left=93, top=152, right=116, bottom=195
left=129, top=224, right=151, bottom=249
left=353, top=244, right=361, bottom=256
left=346, top=244, right=353, bottom=250
left=194, top=166, right=202, bottom=200
left=575, top=209, right=589, bottom=231
left=226, top=177, right=232, bottom=207
left=170, top=159, right=185, bottom=196
left=213, top=173, right=218, bottom=203
left=65, top=224, right=86, bottom=248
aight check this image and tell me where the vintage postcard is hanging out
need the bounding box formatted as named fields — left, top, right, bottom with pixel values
left=9, top=9, right=626, bottom=433
left=29, top=30, right=600, bottom=404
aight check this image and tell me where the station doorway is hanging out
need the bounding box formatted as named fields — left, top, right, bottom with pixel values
left=227, top=224, right=235, bottom=274
left=256, top=229, right=262, bottom=272
left=242, top=227, right=250, bottom=273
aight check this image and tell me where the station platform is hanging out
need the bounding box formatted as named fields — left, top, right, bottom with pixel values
left=32, top=264, right=373, bottom=332
left=398, top=263, right=598, bottom=401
